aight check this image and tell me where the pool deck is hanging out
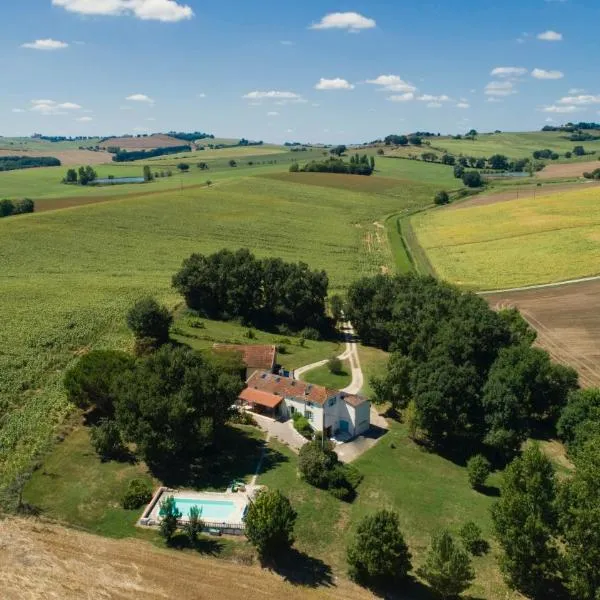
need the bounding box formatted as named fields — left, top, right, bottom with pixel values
left=139, top=486, right=262, bottom=534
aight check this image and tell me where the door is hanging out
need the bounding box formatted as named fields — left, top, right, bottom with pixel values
left=339, top=420, right=350, bottom=433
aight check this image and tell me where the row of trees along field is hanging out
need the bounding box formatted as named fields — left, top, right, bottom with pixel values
left=112, top=145, right=191, bottom=162
left=290, top=154, right=375, bottom=176
left=0, top=156, right=61, bottom=171
left=0, top=198, right=34, bottom=218
left=172, top=248, right=330, bottom=331
left=63, top=166, right=98, bottom=185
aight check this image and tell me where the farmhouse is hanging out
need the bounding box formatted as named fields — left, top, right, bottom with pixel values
left=240, top=371, right=370, bottom=439
left=213, top=344, right=277, bottom=379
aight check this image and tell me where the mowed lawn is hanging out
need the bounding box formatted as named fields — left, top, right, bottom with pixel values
left=412, top=185, right=600, bottom=289
left=0, top=173, right=435, bottom=488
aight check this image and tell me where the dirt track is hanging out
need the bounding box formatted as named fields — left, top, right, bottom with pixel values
left=537, top=160, right=599, bottom=179
left=485, top=279, right=600, bottom=387
left=0, top=149, right=111, bottom=166
left=450, top=180, right=600, bottom=210
left=1, top=518, right=373, bottom=600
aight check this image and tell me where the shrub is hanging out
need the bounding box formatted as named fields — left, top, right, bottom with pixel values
left=177, top=162, right=190, bottom=172
left=229, top=160, right=237, bottom=167
left=434, top=191, right=450, bottom=205
left=459, top=521, right=488, bottom=556
left=293, top=413, right=313, bottom=439
left=229, top=408, right=257, bottom=426
left=300, top=327, right=321, bottom=341
left=462, top=171, right=483, bottom=188
left=244, top=329, right=256, bottom=340
left=328, top=357, right=343, bottom=374
left=184, top=505, right=204, bottom=545
left=126, top=297, right=173, bottom=346
left=245, top=489, right=296, bottom=560
left=347, top=510, right=412, bottom=587
left=90, top=418, right=126, bottom=460
left=121, top=478, right=153, bottom=510
left=289, top=162, right=299, bottom=172
left=159, top=495, right=182, bottom=542
left=15, top=198, right=34, bottom=214
left=467, top=454, right=491, bottom=489
left=0, top=199, right=15, bottom=217
left=453, top=165, right=465, bottom=179
left=299, top=439, right=337, bottom=486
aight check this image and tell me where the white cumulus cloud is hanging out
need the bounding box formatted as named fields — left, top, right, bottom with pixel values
left=427, top=102, right=443, bottom=108
left=456, top=102, right=470, bottom=109
left=76, top=116, right=93, bottom=122
left=542, top=105, right=578, bottom=113
left=126, top=93, right=154, bottom=103
left=485, top=81, right=517, bottom=96
left=417, top=94, right=450, bottom=102
left=531, top=68, right=564, bottom=80
left=21, top=38, right=69, bottom=50
left=52, top=0, right=193, bottom=22
left=490, top=67, right=527, bottom=78
left=558, top=94, right=600, bottom=105
left=537, top=30, right=563, bottom=41
left=310, top=12, right=376, bottom=32
left=12, top=108, right=25, bottom=113
left=387, top=93, right=415, bottom=102
left=243, top=91, right=301, bottom=100
left=366, top=75, right=416, bottom=93
left=315, top=78, right=354, bottom=90
left=28, top=99, right=83, bottom=114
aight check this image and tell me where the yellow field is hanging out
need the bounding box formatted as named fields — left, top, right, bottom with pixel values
left=412, top=186, right=600, bottom=289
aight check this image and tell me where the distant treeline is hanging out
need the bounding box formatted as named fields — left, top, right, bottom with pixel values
left=112, top=145, right=191, bottom=162
left=542, top=122, right=600, bottom=132
left=0, top=156, right=61, bottom=171
left=291, top=155, right=375, bottom=176
left=168, top=131, right=215, bottom=142
left=33, top=135, right=96, bottom=142
left=0, top=198, right=35, bottom=218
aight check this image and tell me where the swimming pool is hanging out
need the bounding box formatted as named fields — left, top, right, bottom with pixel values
left=173, top=498, right=236, bottom=521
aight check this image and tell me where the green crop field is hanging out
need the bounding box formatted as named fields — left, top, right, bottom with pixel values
left=411, top=185, right=600, bottom=289
left=427, top=131, right=600, bottom=161
left=0, top=136, right=103, bottom=151
left=0, top=164, right=447, bottom=491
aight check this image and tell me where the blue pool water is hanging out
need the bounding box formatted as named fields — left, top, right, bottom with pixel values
left=174, top=498, right=236, bottom=521
left=94, top=177, right=145, bottom=185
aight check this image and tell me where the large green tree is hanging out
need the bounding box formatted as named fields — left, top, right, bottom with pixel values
left=245, top=489, right=296, bottom=560
left=126, top=297, right=173, bottom=346
left=347, top=510, right=412, bottom=588
left=114, top=345, right=242, bottom=472
left=491, top=445, right=561, bottom=598
left=557, top=388, right=600, bottom=455
left=417, top=530, right=474, bottom=599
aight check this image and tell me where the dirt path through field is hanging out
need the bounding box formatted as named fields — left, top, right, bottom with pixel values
left=485, top=279, right=600, bottom=387
left=450, top=180, right=600, bottom=210
left=1, top=518, right=374, bottom=600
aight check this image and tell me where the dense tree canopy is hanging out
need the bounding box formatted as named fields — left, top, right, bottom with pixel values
left=114, top=345, right=243, bottom=472
left=172, top=249, right=329, bottom=331
left=557, top=388, right=600, bottom=456
left=126, top=297, right=173, bottom=347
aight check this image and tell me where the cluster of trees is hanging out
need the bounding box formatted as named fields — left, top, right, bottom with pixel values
left=290, top=155, right=374, bottom=176
left=34, top=135, right=96, bottom=142
left=492, top=443, right=600, bottom=599
left=346, top=274, right=578, bottom=462
left=168, top=131, right=214, bottom=142
left=112, top=145, right=191, bottom=162
left=384, top=134, right=423, bottom=146
left=0, top=156, right=61, bottom=172
left=583, top=167, right=600, bottom=179
left=172, top=249, right=329, bottom=331
left=63, top=166, right=98, bottom=185
left=542, top=122, right=600, bottom=132
left=533, top=148, right=560, bottom=160
left=0, top=198, right=34, bottom=218
left=568, top=132, right=599, bottom=142
left=298, top=438, right=362, bottom=501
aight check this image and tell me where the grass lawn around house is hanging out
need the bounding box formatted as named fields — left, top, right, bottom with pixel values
left=301, top=361, right=352, bottom=390
left=356, top=345, right=389, bottom=398
left=258, top=422, right=517, bottom=600
left=23, top=422, right=267, bottom=539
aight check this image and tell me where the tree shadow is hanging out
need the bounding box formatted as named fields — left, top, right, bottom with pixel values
left=167, top=533, right=224, bottom=556
left=364, top=577, right=486, bottom=600
left=267, top=548, right=334, bottom=588
left=477, top=484, right=500, bottom=498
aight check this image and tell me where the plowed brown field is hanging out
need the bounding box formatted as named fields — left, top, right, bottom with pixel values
left=0, top=149, right=111, bottom=165
left=1, top=518, right=373, bottom=600
left=485, top=279, right=600, bottom=387
left=537, top=160, right=600, bottom=179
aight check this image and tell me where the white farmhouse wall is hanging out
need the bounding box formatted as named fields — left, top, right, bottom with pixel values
left=283, top=396, right=324, bottom=431
left=354, top=402, right=370, bottom=436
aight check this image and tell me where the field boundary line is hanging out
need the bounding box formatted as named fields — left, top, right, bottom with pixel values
left=478, top=274, right=600, bottom=295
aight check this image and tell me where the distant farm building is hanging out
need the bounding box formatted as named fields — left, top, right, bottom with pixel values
left=212, top=344, right=277, bottom=379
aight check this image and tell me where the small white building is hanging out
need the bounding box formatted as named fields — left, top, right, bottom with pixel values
left=239, top=371, right=370, bottom=439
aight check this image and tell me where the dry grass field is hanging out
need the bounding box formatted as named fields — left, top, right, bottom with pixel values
left=98, top=134, right=186, bottom=150
left=1, top=518, right=373, bottom=600
left=0, top=148, right=111, bottom=165
left=485, top=279, right=600, bottom=388
left=537, top=160, right=600, bottom=179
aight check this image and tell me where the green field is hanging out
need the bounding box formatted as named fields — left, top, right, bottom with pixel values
left=426, top=131, right=600, bottom=161
left=0, top=163, right=446, bottom=490
left=0, top=136, right=103, bottom=151
left=411, top=185, right=600, bottom=289
left=301, top=361, right=352, bottom=389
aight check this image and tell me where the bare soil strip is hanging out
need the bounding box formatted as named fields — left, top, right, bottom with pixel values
left=449, top=180, right=600, bottom=210
left=536, top=160, right=600, bottom=180
left=0, top=149, right=111, bottom=166
left=486, top=279, right=600, bottom=387
left=1, top=518, right=373, bottom=600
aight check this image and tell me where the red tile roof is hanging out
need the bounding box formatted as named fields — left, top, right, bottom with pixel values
left=213, top=344, right=277, bottom=371
left=239, top=387, right=282, bottom=409
left=245, top=371, right=333, bottom=406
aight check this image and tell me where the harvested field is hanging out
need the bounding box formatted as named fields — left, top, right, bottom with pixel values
left=0, top=518, right=373, bottom=600
left=99, top=134, right=187, bottom=150
left=451, top=180, right=600, bottom=210
left=0, top=148, right=111, bottom=166
left=537, top=160, right=600, bottom=179
left=485, top=278, right=600, bottom=387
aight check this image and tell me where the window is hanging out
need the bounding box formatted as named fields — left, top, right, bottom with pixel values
left=328, top=397, right=337, bottom=407
left=305, top=411, right=313, bottom=422
left=290, top=406, right=296, bottom=415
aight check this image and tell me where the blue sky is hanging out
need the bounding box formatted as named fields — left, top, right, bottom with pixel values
left=1, top=0, right=599, bottom=143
